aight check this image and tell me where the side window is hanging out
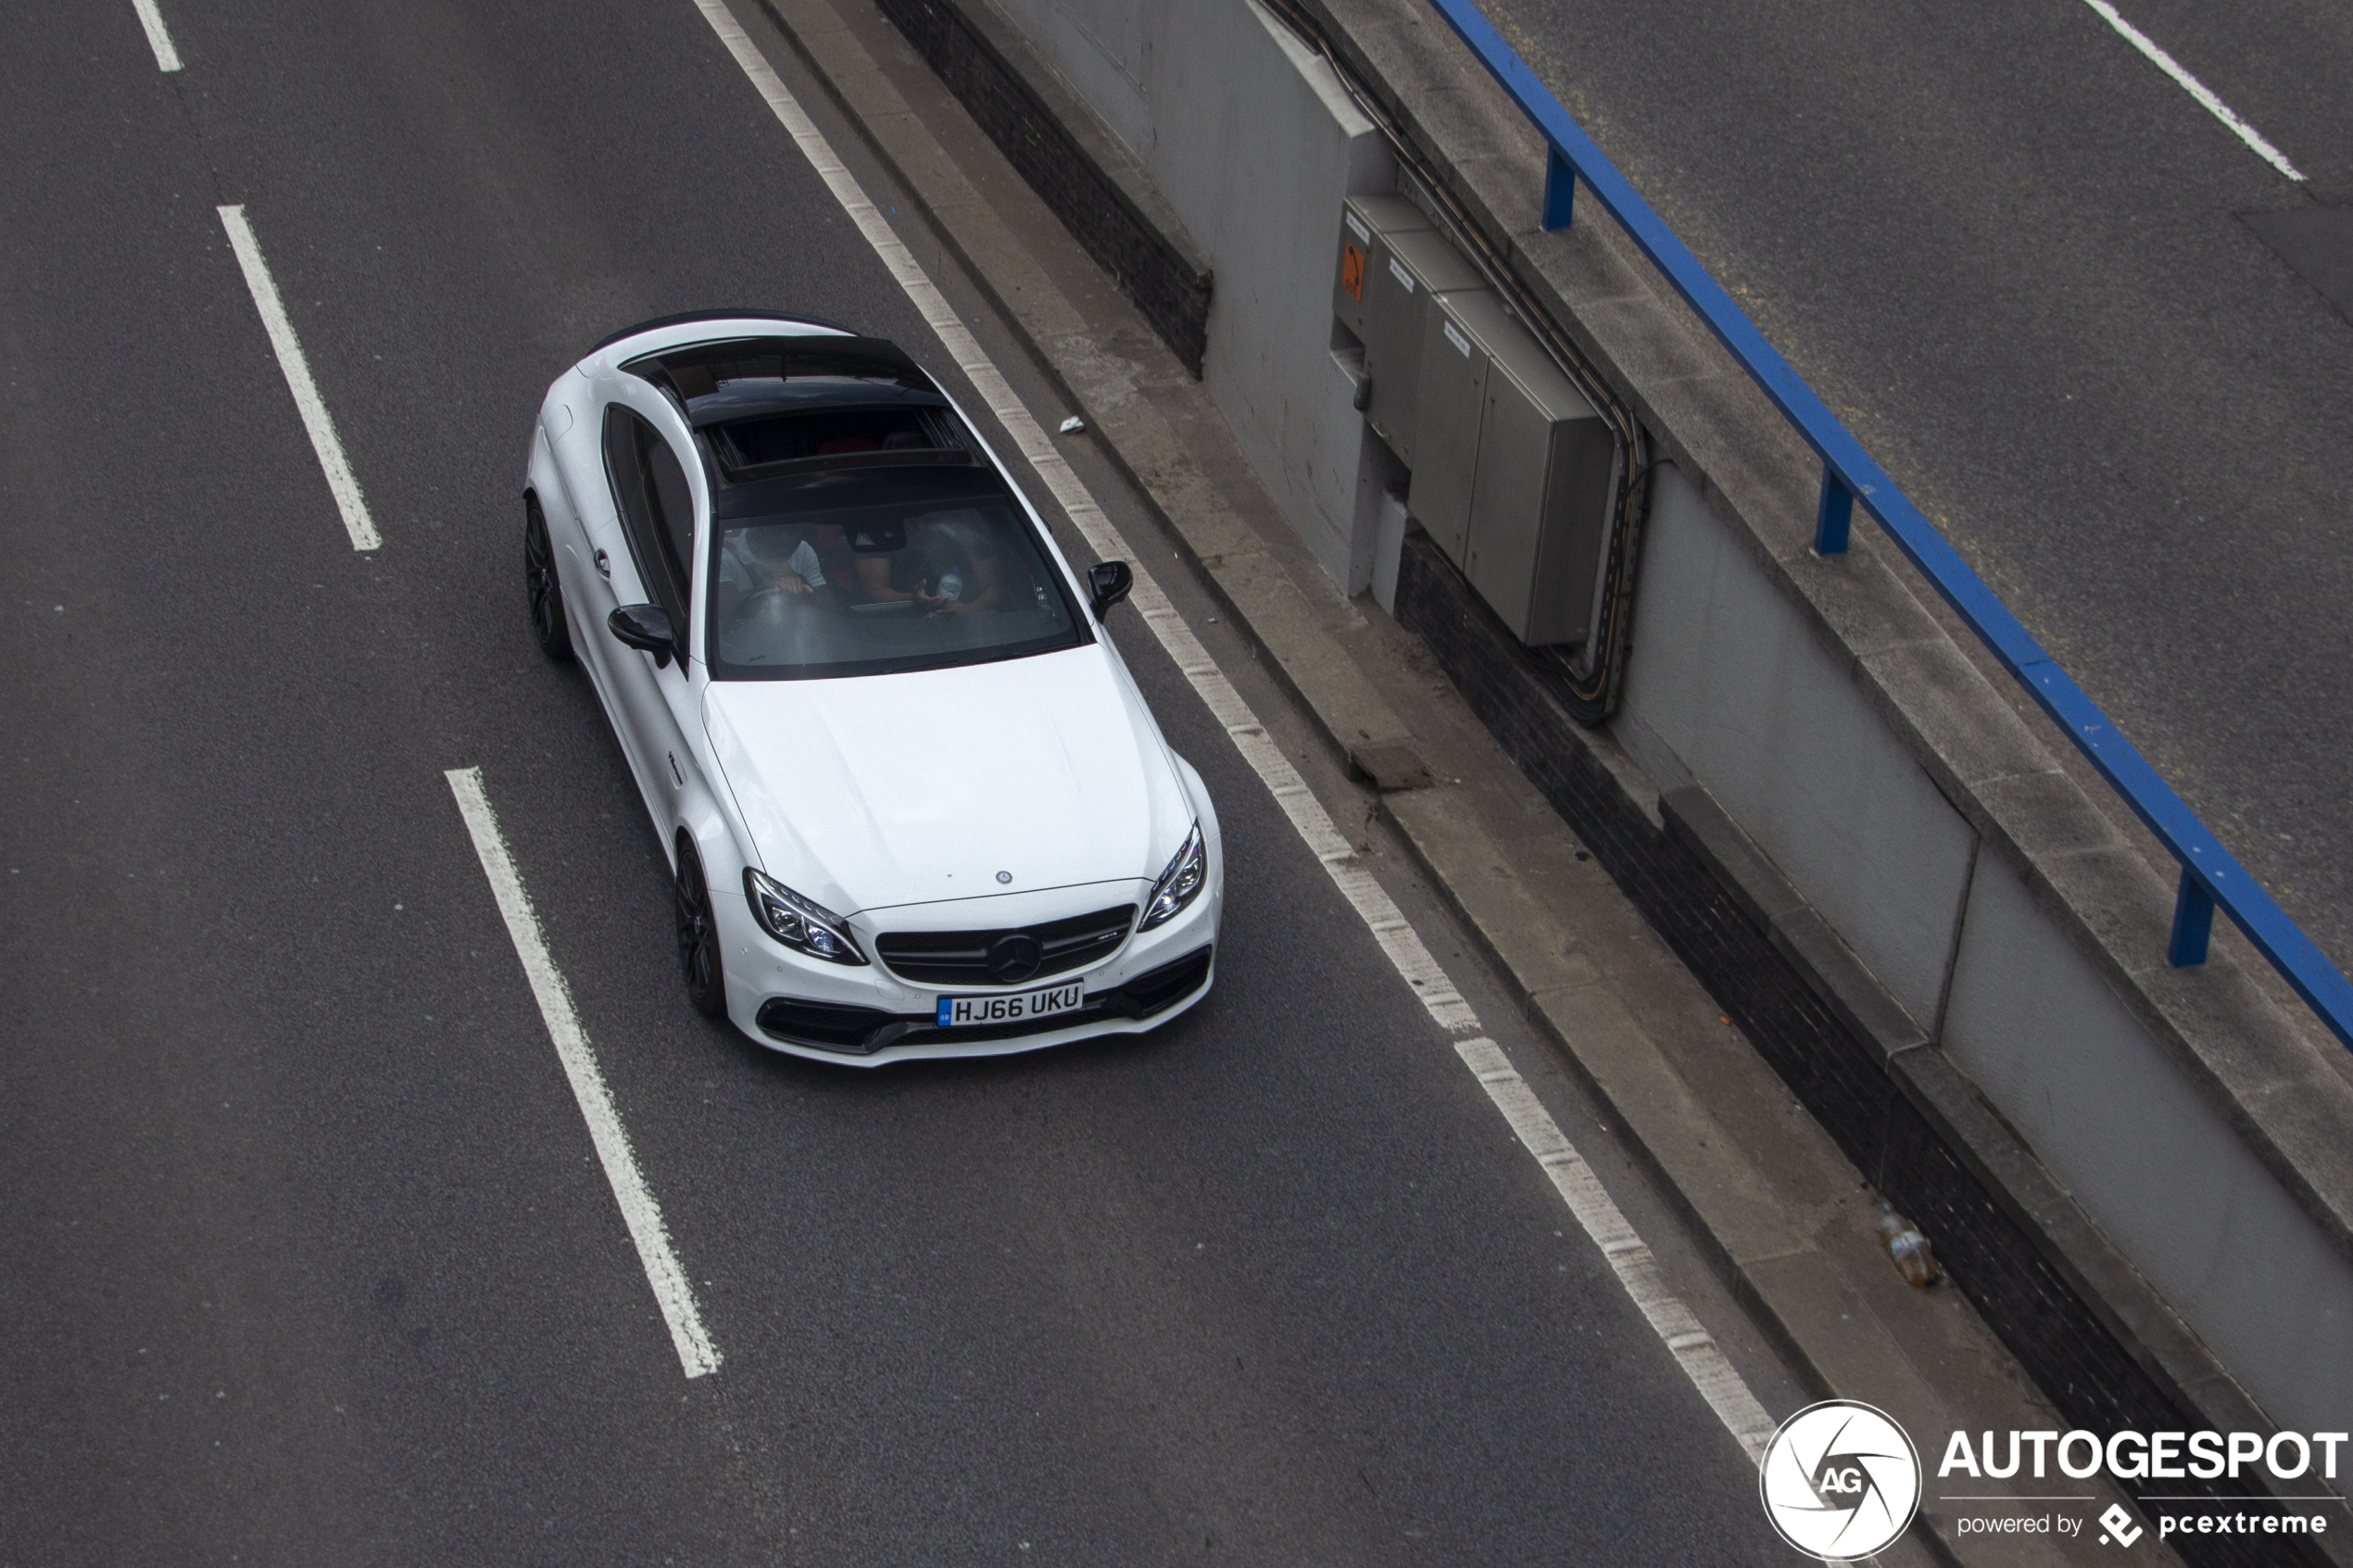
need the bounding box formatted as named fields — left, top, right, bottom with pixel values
left=601, top=405, right=695, bottom=627
left=643, top=436, right=698, bottom=598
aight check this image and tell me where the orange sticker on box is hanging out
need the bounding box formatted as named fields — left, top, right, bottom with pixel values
left=1340, top=241, right=1365, bottom=302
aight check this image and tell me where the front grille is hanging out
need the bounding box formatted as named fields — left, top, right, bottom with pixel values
left=757, top=945, right=1212, bottom=1055
left=875, top=904, right=1135, bottom=985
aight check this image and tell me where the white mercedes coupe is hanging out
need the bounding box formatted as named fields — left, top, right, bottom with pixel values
left=522, top=313, right=1221, bottom=1063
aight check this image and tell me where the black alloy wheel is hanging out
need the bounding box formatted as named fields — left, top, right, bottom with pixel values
left=674, top=841, right=727, bottom=1018
left=524, top=495, right=573, bottom=660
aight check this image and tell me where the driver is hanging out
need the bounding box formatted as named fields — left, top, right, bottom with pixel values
left=724, top=522, right=847, bottom=616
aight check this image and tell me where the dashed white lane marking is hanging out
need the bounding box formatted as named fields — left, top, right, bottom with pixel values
left=692, top=0, right=1776, bottom=1461
left=216, top=206, right=382, bottom=551
left=446, top=767, right=721, bottom=1380
left=2081, top=0, right=2305, bottom=181
left=130, top=0, right=182, bottom=70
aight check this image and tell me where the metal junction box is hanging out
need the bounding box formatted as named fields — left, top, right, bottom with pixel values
left=1332, top=194, right=1427, bottom=345
left=1407, top=284, right=1511, bottom=566
left=1414, top=280, right=1616, bottom=648
left=1354, top=217, right=1483, bottom=468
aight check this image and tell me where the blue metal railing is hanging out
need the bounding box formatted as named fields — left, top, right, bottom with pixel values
left=1424, top=0, right=2353, bottom=1052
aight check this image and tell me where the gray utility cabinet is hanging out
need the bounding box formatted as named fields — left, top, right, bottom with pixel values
left=1332, top=194, right=1424, bottom=343
left=1336, top=196, right=1481, bottom=468
left=1412, top=268, right=1616, bottom=648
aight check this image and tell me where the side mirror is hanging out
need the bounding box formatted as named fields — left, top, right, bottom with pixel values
left=1088, top=559, right=1133, bottom=620
left=609, top=603, right=677, bottom=668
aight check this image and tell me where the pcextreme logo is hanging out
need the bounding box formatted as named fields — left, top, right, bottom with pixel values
left=2098, top=1503, right=2145, bottom=1547
left=1760, top=1400, right=1923, bottom=1561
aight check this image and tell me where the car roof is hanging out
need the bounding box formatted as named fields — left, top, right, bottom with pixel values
left=587, top=308, right=851, bottom=354
left=620, top=334, right=944, bottom=431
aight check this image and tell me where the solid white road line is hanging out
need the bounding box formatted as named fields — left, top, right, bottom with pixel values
left=215, top=206, right=383, bottom=551
left=445, top=767, right=722, bottom=1381
left=130, top=0, right=182, bottom=71
left=2081, top=0, right=2305, bottom=182
left=690, top=0, right=1775, bottom=1461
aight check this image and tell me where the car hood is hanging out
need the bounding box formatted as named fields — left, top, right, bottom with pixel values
left=702, top=646, right=1193, bottom=917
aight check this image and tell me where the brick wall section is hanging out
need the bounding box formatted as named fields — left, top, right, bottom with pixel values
left=1395, top=528, right=2308, bottom=1568
left=871, top=0, right=1214, bottom=375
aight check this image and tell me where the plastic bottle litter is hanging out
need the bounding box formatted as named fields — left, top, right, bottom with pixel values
left=1878, top=1208, right=1942, bottom=1287
left=1058, top=415, right=1086, bottom=433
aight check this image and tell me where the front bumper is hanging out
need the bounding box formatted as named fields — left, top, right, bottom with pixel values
left=716, top=859, right=1223, bottom=1067
left=757, top=944, right=1211, bottom=1057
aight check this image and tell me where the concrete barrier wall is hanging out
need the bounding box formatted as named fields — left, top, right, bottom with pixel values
left=1619, top=466, right=1980, bottom=1033
left=965, top=0, right=2353, bottom=1436
left=1620, top=434, right=2353, bottom=1438
left=1944, top=856, right=2353, bottom=1432
left=991, top=0, right=1393, bottom=594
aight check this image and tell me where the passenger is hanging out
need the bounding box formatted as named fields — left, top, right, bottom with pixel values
left=853, top=508, right=1004, bottom=615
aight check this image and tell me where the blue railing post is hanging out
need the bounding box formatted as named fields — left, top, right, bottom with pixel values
left=1814, top=469, right=1853, bottom=555
left=2169, top=867, right=2215, bottom=967
left=1542, top=144, right=1576, bottom=230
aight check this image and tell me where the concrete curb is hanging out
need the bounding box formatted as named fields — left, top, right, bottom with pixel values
left=1662, top=782, right=2297, bottom=1481
left=1396, top=528, right=2344, bottom=1568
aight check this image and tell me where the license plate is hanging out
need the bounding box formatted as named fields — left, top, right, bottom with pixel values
left=936, top=980, right=1085, bottom=1028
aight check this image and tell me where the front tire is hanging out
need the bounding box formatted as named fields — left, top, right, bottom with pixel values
left=674, top=841, right=727, bottom=1018
left=525, top=495, right=574, bottom=661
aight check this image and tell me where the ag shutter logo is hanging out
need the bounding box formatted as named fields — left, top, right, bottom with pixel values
left=1760, top=1400, right=1923, bottom=1560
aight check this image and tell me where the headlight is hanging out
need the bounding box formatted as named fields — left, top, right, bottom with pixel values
left=1139, top=822, right=1207, bottom=931
left=743, top=868, right=868, bottom=965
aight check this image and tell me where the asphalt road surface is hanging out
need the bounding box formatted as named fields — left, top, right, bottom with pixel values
left=1484, top=0, right=2353, bottom=977
left=0, top=1, right=1811, bottom=1561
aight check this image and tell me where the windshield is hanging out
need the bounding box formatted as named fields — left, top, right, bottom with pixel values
left=705, top=467, right=1089, bottom=680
